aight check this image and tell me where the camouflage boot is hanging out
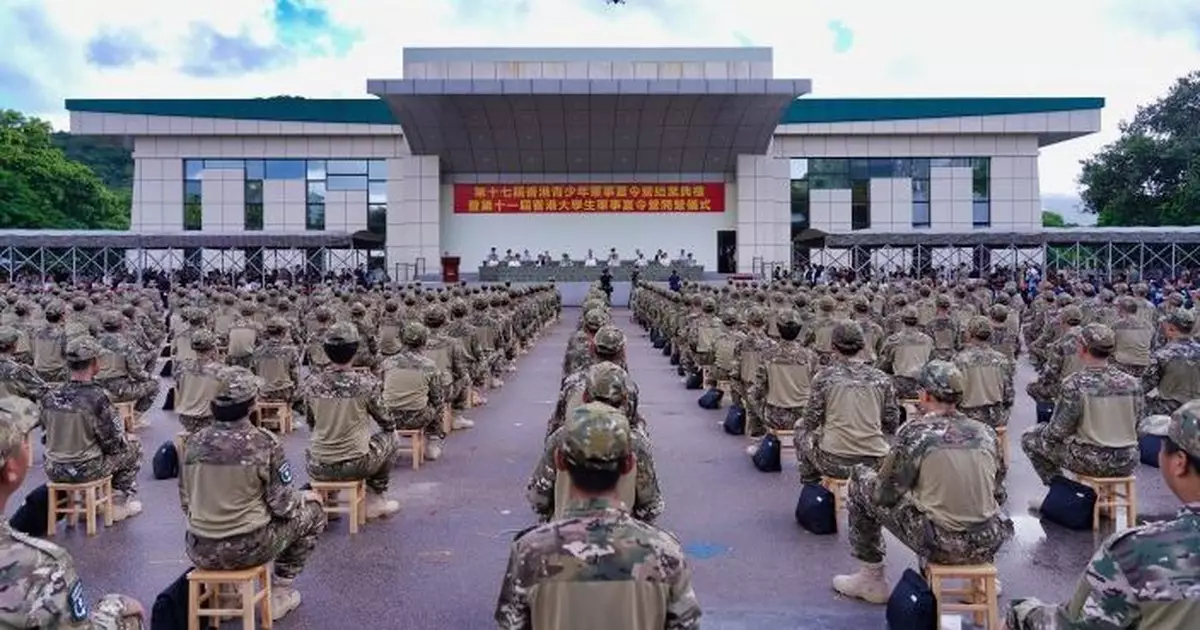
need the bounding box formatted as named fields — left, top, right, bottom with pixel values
left=832, top=562, right=889, bottom=604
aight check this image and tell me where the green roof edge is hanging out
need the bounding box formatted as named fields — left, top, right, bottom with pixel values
left=65, top=95, right=1105, bottom=127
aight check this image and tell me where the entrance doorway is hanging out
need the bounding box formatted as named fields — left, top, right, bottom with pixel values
left=716, top=230, right=736, bottom=274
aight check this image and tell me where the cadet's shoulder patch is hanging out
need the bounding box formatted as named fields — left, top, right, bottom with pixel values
left=68, top=580, right=88, bottom=622
left=277, top=461, right=293, bottom=485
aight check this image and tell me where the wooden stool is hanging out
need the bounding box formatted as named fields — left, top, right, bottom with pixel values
left=47, top=476, right=114, bottom=537
left=772, top=429, right=796, bottom=452
left=187, top=564, right=272, bottom=630
left=1076, top=475, right=1137, bottom=530
left=396, top=429, right=425, bottom=470
left=994, top=426, right=1008, bottom=465
left=701, top=366, right=712, bottom=385
left=175, top=431, right=190, bottom=459
left=923, top=563, right=1001, bottom=629
left=716, top=380, right=732, bottom=407
left=442, top=404, right=453, bottom=434
left=114, top=401, right=138, bottom=433
left=310, top=480, right=367, bottom=534
left=820, top=476, right=849, bottom=514
left=255, top=402, right=294, bottom=434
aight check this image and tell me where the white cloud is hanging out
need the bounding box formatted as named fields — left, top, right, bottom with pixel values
left=12, top=0, right=1200, bottom=196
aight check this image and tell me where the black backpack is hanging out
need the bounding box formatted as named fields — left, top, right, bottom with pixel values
left=153, top=441, right=180, bottom=480
left=722, top=405, right=745, bottom=435
left=151, top=569, right=193, bottom=630
left=684, top=372, right=702, bottom=390
left=697, top=388, right=723, bottom=409
left=1036, top=401, right=1054, bottom=424
left=9, top=485, right=68, bottom=536
left=1140, top=434, right=1163, bottom=467
left=751, top=434, right=782, bottom=472
left=886, top=568, right=938, bottom=630
left=1040, top=475, right=1097, bottom=531
left=795, top=483, right=837, bottom=535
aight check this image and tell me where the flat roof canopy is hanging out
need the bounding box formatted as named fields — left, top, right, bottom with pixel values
left=367, top=78, right=811, bottom=173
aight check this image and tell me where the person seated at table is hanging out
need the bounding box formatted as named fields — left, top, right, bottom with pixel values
left=634, top=250, right=649, bottom=267
left=584, top=250, right=598, bottom=267
left=676, top=248, right=687, bottom=263
left=607, top=248, right=620, bottom=265
left=506, top=252, right=522, bottom=268
left=559, top=253, right=573, bottom=267
left=521, top=249, right=533, bottom=263
left=486, top=247, right=500, bottom=266
left=654, top=249, right=668, bottom=265
left=684, top=252, right=696, bottom=266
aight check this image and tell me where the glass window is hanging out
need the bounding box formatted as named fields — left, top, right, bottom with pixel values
left=327, top=160, right=369, bottom=175
left=327, top=175, right=368, bottom=191
left=368, top=159, right=387, bottom=181
left=851, top=204, right=870, bottom=231
left=911, top=159, right=930, bottom=179
left=367, top=204, right=387, bottom=236
left=890, top=159, right=913, bottom=178
left=265, top=160, right=306, bottom=180
left=306, top=204, right=325, bottom=231
left=971, top=157, right=990, bottom=176
left=184, top=180, right=202, bottom=204
left=205, top=159, right=243, bottom=170
left=368, top=181, right=387, bottom=204
left=183, top=204, right=202, bottom=231
left=245, top=160, right=265, bottom=180
left=307, top=181, right=326, bottom=204
left=849, top=159, right=870, bottom=180
left=306, top=160, right=326, bottom=180
left=810, top=158, right=848, bottom=174
left=972, top=158, right=990, bottom=201
left=244, top=203, right=263, bottom=231
left=789, top=158, right=809, bottom=180
left=245, top=180, right=263, bottom=205
left=809, top=173, right=849, bottom=190
left=930, top=158, right=953, bottom=169
left=912, top=179, right=931, bottom=202
left=184, top=160, right=204, bottom=180
left=973, top=200, right=991, bottom=227
left=912, top=201, right=931, bottom=227
left=868, top=159, right=894, bottom=178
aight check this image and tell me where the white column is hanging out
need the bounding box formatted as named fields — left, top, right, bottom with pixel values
left=735, top=154, right=790, bottom=274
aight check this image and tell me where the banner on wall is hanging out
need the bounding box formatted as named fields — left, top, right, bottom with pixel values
left=453, top=183, right=725, bottom=214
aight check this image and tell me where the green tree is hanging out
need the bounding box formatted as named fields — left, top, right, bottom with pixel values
left=51, top=132, right=133, bottom=191
left=0, top=110, right=129, bottom=230
left=1041, top=211, right=1079, bottom=228
left=1079, top=72, right=1200, bottom=226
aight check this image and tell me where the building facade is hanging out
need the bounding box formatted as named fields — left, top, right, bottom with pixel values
left=66, top=47, right=1103, bottom=278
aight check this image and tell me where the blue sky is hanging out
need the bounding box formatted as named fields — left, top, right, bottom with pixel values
left=2, top=0, right=1199, bottom=209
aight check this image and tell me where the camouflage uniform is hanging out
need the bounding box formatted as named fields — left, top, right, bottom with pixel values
left=32, top=308, right=68, bottom=383
left=546, top=327, right=637, bottom=440
left=562, top=308, right=608, bottom=379
left=706, top=310, right=744, bottom=388
left=876, top=308, right=935, bottom=400
left=924, top=299, right=961, bottom=361
left=1142, top=311, right=1200, bottom=417
left=748, top=310, right=820, bottom=433
left=41, top=338, right=142, bottom=497
left=528, top=366, right=663, bottom=524
left=499, top=404, right=699, bottom=630
left=0, top=397, right=143, bottom=629
left=1009, top=403, right=1200, bottom=629
left=174, top=331, right=228, bottom=433
left=952, top=317, right=1016, bottom=429
left=182, top=367, right=326, bottom=582
left=797, top=321, right=900, bottom=485
left=252, top=318, right=301, bottom=405
left=845, top=362, right=1012, bottom=568
left=223, top=310, right=261, bottom=369
left=299, top=323, right=398, bottom=495
left=1026, top=307, right=1085, bottom=403
left=1022, top=325, right=1144, bottom=485
left=0, top=326, right=48, bottom=401
left=423, top=307, right=472, bottom=417
left=94, top=313, right=158, bottom=413
left=377, top=322, right=446, bottom=437
left=731, top=308, right=776, bottom=420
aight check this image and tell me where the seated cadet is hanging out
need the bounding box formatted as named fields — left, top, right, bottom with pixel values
left=41, top=336, right=144, bottom=521
left=377, top=322, right=447, bottom=461
left=528, top=362, right=663, bottom=524
left=952, top=316, right=1015, bottom=429
left=252, top=317, right=301, bottom=407
left=796, top=321, right=899, bottom=486
left=1025, top=324, right=1144, bottom=501
left=181, top=367, right=327, bottom=622
left=498, top=403, right=700, bottom=630
left=562, top=308, right=610, bottom=380
left=746, top=309, right=819, bottom=447
left=547, top=325, right=637, bottom=440
left=94, top=311, right=159, bottom=414
left=224, top=303, right=260, bottom=369
left=833, top=361, right=1012, bottom=604
left=174, top=330, right=227, bottom=434
left=1009, top=403, right=1200, bottom=628
left=0, top=325, right=48, bottom=402
left=32, top=303, right=68, bottom=383
left=708, top=310, right=744, bottom=390
left=1142, top=309, right=1200, bottom=417
left=1110, top=296, right=1154, bottom=378
left=876, top=307, right=935, bottom=400
left=171, top=308, right=206, bottom=366
left=299, top=322, right=401, bottom=519
left=0, top=395, right=146, bottom=628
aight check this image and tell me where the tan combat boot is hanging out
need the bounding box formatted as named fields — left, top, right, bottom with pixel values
left=832, top=562, right=890, bottom=604
left=270, top=578, right=302, bottom=621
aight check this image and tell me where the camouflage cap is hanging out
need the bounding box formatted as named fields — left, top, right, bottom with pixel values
left=65, top=336, right=104, bottom=362
left=966, top=316, right=992, bottom=340
left=1060, top=305, right=1084, bottom=325
left=44, top=302, right=64, bottom=317
left=918, top=360, right=966, bottom=398
left=746, top=307, right=766, bottom=326
left=592, top=326, right=625, bottom=355
left=560, top=402, right=632, bottom=472
left=191, top=329, right=217, bottom=352
left=350, top=302, right=367, bottom=316
left=777, top=309, right=802, bottom=328
left=265, top=316, right=290, bottom=333
left=401, top=321, right=429, bottom=348
left=1140, top=400, right=1200, bottom=458
left=935, top=294, right=952, bottom=308
left=832, top=320, right=865, bottom=351
left=988, top=304, right=1009, bottom=323
left=100, top=310, right=123, bottom=329
left=582, top=308, right=609, bottom=331
left=817, top=296, right=836, bottom=312
left=422, top=305, right=448, bottom=327
left=0, top=326, right=18, bottom=349
left=1080, top=323, right=1116, bottom=352
left=215, top=366, right=262, bottom=404
left=585, top=361, right=629, bottom=404
left=1165, top=309, right=1196, bottom=332
left=325, top=321, right=360, bottom=344
left=900, top=306, right=919, bottom=324
left=0, top=396, right=38, bottom=465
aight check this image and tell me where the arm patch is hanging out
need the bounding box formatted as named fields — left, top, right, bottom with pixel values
left=68, top=580, right=88, bottom=622
left=278, top=461, right=293, bottom=485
